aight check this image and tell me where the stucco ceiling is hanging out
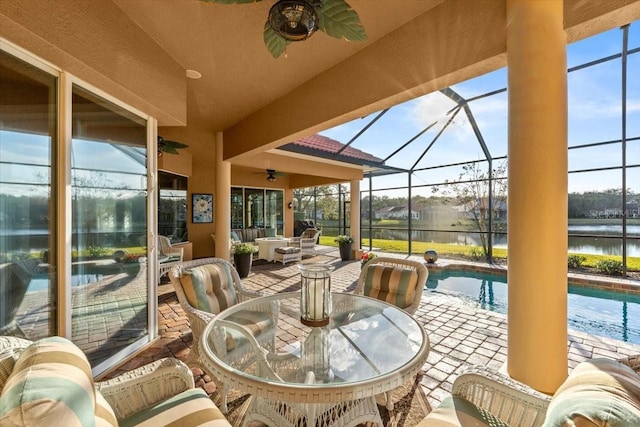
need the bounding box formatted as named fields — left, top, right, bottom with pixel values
left=112, top=0, right=444, bottom=130
left=2, top=0, right=639, bottom=166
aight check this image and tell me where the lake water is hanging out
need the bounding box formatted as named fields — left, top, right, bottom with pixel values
left=395, top=225, right=640, bottom=257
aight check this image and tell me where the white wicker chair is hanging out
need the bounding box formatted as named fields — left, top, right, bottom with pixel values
left=158, top=234, right=184, bottom=262
left=0, top=336, right=231, bottom=425
left=353, top=256, right=428, bottom=410
left=290, top=228, right=321, bottom=257
left=168, top=257, right=278, bottom=412
left=355, top=256, right=428, bottom=315
left=418, top=355, right=640, bottom=426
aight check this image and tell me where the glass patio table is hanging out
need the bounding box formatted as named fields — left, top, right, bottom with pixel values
left=200, top=291, right=430, bottom=427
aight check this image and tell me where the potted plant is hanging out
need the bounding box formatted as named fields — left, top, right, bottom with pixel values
left=334, top=235, right=354, bottom=261
left=360, top=252, right=377, bottom=269
left=232, top=242, right=257, bottom=278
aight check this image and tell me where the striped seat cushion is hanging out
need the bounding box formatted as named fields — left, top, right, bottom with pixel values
left=417, top=396, right=508, bottom=426
left=542, top=358, right=640, bottom=427
left=180, top=264, right=238, bottom=314
left=120, top=387, right=230, bottom=427
left=224, top=310, right=276, bottom=351
left=363, top=265, right=418, bottom=310
left=274, top=246, right=300, bottom=254
left=0, top=336, right=117, bottom=427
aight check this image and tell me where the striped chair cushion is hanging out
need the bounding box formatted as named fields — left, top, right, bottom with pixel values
left=542, top=358, right=640, bottom=427
left=0, top=336, right=117, bottom=427
left=274, top=246, right=300, bottom=254
left=224, top=310, right=276, bottom=351
left=120, top=387, right=230, bottom=427
left=363, top=265, right=418, bottom=310
left=417, top=396, right=508, bottom=427
left=180, top=264, right=238, bottom=314
left=0, top=348, right=17, bottom=393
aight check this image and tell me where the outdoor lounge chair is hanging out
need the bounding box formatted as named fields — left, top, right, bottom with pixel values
left=355, top=256, right=428, bottom=315
left=168, top=257, right=278, bottom=412
left=289, top=228, right=321, bottom=257
left=0, top=335, right=231, bottom=426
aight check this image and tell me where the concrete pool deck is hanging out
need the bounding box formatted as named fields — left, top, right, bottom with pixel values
left=107, top=246, right=640, bottom=420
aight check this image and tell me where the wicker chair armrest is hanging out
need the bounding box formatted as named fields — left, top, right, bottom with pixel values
left=237, top=288, right=265, bottom=301
left=452, top=365, right=551, bottom=427
left=0, top=336, right=32, bottom=353
left=616, top=354, right=640, bottom=374
left=97, top=357, right=195, bottom=420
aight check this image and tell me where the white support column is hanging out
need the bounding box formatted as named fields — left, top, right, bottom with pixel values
left=215, top=132, right=231, bottom=260
left=350, top=180, right=361, bottom=250
left=506, top=0, right=568, bottom=393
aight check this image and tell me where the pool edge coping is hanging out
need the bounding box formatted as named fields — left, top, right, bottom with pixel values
left=427, top=259, right=640, bottom=295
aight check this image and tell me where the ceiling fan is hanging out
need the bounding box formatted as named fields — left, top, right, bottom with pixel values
left=199, top=0, right=367, bottom=58
left=252, top=169, right=286, bottom=182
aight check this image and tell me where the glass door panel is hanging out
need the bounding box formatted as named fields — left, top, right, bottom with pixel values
left=245, top=188, right=264, bottom=228
left=71, top=85, right=149, bottom=367
left=231, top=188, right=244, bottom=229
left=0, top=50, right=57, bottom=339
left=266, top=190, right=283, bottom=234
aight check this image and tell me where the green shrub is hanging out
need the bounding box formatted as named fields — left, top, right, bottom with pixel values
left=567, top=254, right=586, bottom=269
left=468, top=247, right=484, bottom=261
left=595, top=259, right=624, bottom=276
left=87, top=245, right=107, bottom=258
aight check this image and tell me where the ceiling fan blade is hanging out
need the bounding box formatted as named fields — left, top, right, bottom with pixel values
left=317, top=0, right=367, bottom=42
left=263, top=21, right=289, bottom=58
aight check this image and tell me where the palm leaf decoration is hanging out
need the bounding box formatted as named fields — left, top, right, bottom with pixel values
left=316, top=0, right=366, bottom=42
left=200, top=0, right=367, bottom=58
left=157, top=136, right=188, bottom=156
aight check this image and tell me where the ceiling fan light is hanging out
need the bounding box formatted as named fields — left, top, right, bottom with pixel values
left=267, top=175, right=276, bottom=182
left=268, top=0, right=318, bottom=42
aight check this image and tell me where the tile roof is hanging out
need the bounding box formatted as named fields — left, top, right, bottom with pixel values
left=285, top=134, right=384, bottom=164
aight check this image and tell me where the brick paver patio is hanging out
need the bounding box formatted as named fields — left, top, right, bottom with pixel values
left=103, top=246, right=640, bottom=420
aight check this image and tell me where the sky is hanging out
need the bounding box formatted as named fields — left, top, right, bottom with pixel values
left=319, top=20, right=640, bottom=197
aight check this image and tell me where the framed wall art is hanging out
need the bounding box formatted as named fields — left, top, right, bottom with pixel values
left=192, top=193, right=213, bottom=223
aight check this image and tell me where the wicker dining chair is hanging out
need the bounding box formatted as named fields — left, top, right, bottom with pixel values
left=168, top=257, right=278, bottom=413
left=353, top=256, right=429, bottom=410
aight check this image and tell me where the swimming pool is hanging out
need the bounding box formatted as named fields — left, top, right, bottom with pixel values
left=425, top=269, right=640, bottom=344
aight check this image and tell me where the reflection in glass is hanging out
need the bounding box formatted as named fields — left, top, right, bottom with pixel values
left=71, top=85, right=148, bottom=367
left=158, top=172, right=188, bottom=243
left=0, top=50, right=57, bottom=338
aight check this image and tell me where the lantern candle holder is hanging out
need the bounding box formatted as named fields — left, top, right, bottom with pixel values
left=298, top=264, right=334, bottom=327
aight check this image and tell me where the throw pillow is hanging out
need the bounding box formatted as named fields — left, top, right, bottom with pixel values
left=543, top=358, right=640, bottom=427
left=180, top=264, right=238, bottom=314
left=363, top=265, right=418, bottom=309
left=0, top=336, right=107, bottom=426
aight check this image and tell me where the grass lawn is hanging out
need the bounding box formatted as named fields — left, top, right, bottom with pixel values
left=318, top=236, right=640, bottom=272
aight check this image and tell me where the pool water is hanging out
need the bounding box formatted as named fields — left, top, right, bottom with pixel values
left=28, top=274, right=105, bottom=291
left=426, top=270, right=640, bottom=344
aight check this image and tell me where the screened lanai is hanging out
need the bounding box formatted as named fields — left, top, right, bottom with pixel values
left=288, top=21, right=640, bottom=276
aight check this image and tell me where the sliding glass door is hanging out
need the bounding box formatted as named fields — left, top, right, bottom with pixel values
left=0, top=44, right=154, bottom=374
left=70, top=85, right=149, bottom=368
